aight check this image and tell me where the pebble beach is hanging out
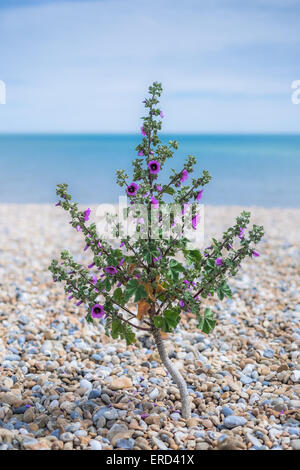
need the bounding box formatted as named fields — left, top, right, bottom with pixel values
left=0, top=204, right=299, bottom=451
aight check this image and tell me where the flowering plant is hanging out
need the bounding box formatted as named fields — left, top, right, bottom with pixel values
left=49, top=82, right=264, bottom=418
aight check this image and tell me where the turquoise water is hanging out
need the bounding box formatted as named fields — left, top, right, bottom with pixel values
left=0, top=134, right=300, bottom=207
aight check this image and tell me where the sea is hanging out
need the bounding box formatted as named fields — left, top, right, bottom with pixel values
left=0, top=133, right=299, bottom=207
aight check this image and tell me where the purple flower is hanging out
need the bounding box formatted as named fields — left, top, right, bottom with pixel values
left=104, top=266, right=117, bottom=275
left=148, top=160, right=161, bottom=174
left=138, top=150, right=144, bottom=156
left=53, top=278, right=57, bottom=282
left=179, top=300, right=185, bottom=308
left=68, top=295, right=73, bottom=300
left=76, top=300, right=83, bottom=306
left=156, top=185, right=162, bottom=191
left=127, top=182, right=139, bottom=197
left=91, top=304, right=105, bottom=319
left=180, top=169, right=189, bottom=183
left=119, top=257, right=125, bottom=266
left=151, top=197, right=159, bottom=209
left=84, top=244, right=89, bottom=251
left=91, top=275, right=98, bottom=285
left=76, top=225, right=81, bottom=232
left=160, top=111, right=164, bottom=118
left=153, top=256, right=162, bottom=262
left=88, top=262, right=95, bottom=269
left=239, top=228, right=245, bottom=239
left=55, top=202, right=61, bottom=207
left=120, top=241, right=125, bottom=247
left=141, top=126, right=147, bottom=136
left=84, top=208, right=91, bottom=221
left=252, top=250, right=260, bottom=257
left=192, top=214, right=201, bottom=230
left=216, top=258, right=223, bottom=266
left=196, top=190, right=204, bottom=201
left=227, top=243, right=233, bottom=250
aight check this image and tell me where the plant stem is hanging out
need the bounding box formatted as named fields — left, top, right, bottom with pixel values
left=151, top=325, right=191, bottom=419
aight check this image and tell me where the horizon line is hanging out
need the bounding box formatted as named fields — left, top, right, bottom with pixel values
left=1, top=132, right=300, bottom=137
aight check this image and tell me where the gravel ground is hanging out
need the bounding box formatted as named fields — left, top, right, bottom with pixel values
left=0, top=204, right=299, bottom=451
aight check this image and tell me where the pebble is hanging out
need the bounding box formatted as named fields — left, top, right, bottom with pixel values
left=80, top=379, right=92, bottom=391
left=0, top=205, right=299, bottom=450
left=116, top=438, right=135, bottom=449
left=90, top=440, right=102, bottom=450
left=149, top=388, right=159, bottom=400
left=224, top=416, right=247, bottom=429
left=291, top=439, right=300, bottom=451
left=152, top=437, right=168, bottom=450
left=221, top=406, right=234, bottom=417
left=88, top=390, right=101, bottom=400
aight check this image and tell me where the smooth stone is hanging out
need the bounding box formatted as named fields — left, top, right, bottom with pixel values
left=240, top=375, right=253, bottom=385
left=224, top=416, right=247, bottom=429
left=116, top=438, right=135, bottom=449
left=13, top=406, right=29, bottom=414
left=263, top=349, right=275, bottom=358
left=96, top=416, right=106, bottom=429
left=246, top=432, right=262, bottom=447
left=291, top=439, right=300, bottom=451
left=103, top=408, right=118, bottom=420
left=90, top=439, right=102, bottom=450
left=222, top=406, right=234, bottom=417
left=291, top=371, right=300, bottom=383
left=80, top=379, right=92, bottom=391
left=107, top=424, right=128, bottom=442
left=149, top=388, right=159, bottom=400
left=151, top=436, right=168, bottom=450
left=170, top=412, right=180, bottom=421
left=60, top=432, right=74, bottom=442
left=88, top=390, right=101, bottom=400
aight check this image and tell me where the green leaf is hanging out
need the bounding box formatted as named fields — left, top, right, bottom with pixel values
left=183, top=249, right=202, bottom=266
left=144, top=251, right=152, bottom=264
left=216, top=282, right=232, bottom=300
left=164, top=308, right=180, bottom=330
left=124, top=328, right=136, bottom=345
left=113, top=287, right=124, bottom=305
left=102, top=277, right=111, bottom=292
left=124, top=279, right=147, bottom=302
left=111, top=318, right=122, bottom=339
left=197, top=308, right=216, bottom=334
left=110, top=317, right=136, bottom=345
left=167, top=259, right=185, bottom=281
left=154, top=308, right=180, bottom=332
left=163, top=186, right=175, bottom=195
left=153, top=316, right=165, bottom=329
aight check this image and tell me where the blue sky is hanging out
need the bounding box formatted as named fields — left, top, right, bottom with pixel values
left=0, top=0, right=300, bottom=133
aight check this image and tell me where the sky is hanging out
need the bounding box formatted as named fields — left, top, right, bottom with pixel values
left=0, top=0, right=300, bottom=133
